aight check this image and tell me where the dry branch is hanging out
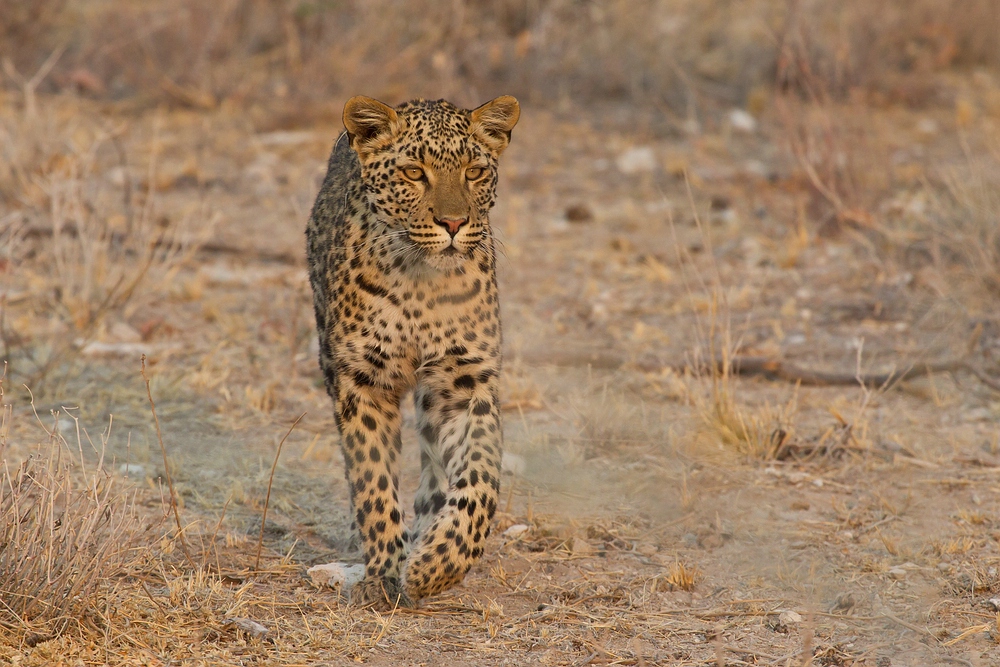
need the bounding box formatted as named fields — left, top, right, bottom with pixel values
left=702, top=355, right=970, bottom=388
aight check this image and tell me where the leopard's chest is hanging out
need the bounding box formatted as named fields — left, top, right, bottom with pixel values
left=332, top=259, right=496, bottom=378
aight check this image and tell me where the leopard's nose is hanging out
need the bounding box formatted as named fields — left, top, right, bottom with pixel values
left=434, top=216, right=468, bottom=237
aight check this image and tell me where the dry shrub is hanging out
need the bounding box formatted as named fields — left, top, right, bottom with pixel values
left=0, top=102, right=212, bottom=386
left=4, top=0, right=1000, bottom=115
left=781, top=0, right=1000, bottom=100
left=773, top=2, right=1000, bottom=269
left=0, top=378, right=156, bottom=639
left=2, top=0, right=776, bottom=114
left=919, top=153, right=1000, bottom=295
left=0, top=0, right=67, bottom=75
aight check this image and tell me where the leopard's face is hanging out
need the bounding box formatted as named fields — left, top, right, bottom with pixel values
left=345, top=97, right=519, bottom=271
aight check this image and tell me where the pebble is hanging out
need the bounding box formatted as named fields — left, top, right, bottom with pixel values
left=570, top=536, right=594, bottom=555
left=503, top=524, right=530, bottom=540
left=307, top=562, right=365, bottom=591
left=779, top=610, right=803, bottom=625
left=616, top=146, right=657, bottom=174
left=888, top=568, right=907, bottom=580
left=728, top=108, right=757, bottom=133
left=501, top=452, right=526, bottom=476
left=118, top=463, right=146, bottom=478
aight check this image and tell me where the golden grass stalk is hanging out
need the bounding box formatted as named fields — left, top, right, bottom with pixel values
left=255, top=412, right=305, bottom=571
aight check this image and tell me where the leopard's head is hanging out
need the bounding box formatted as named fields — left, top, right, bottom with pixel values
left=343, top=96, right=519, bottom=270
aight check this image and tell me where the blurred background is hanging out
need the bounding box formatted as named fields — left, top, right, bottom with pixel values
left=5, top=0, right=1000, bottom=121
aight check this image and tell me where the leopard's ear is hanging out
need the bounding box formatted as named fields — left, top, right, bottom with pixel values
left=470, top=95, right=520, bottom=154
left=343, top=96, right=402, bottom=156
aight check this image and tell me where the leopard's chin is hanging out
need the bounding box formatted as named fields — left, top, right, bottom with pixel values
left=424, top=246, right=472, bottom=270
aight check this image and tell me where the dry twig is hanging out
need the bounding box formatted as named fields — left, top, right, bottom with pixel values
left=141, top=354, right=194, bottom=566
left=255, top=413, right=305, bottom=571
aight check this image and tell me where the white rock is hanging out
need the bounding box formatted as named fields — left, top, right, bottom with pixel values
left=118, top=463, right=146, bottom=478
left=501, top=452, right=526, bottom=476
left=917, top=118, right=939, bottom=136
left=728, top=108, right=757, bottom=133
left=503, top=524, right=530, bottom=540
left=223, top=617, right=269, bottom=639
left=307, top=562, right=365, bottom=590
left=778, top=610, right=803, bottom=625
left=888, top=568, right=907, bottom=580
left=616, top=147, right=658, bottom=174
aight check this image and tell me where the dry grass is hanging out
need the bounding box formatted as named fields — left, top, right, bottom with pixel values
left=0, top=97, right=213, bottom=389
left=0, top=373, right=156, bottom=641
left=3, top=0, right=999, bottom=117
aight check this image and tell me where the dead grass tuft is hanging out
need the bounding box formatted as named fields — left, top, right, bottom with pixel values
left=695, top=371, right=798, bottom=461
left=0, top=374, right=157, bottom=640
left=661, top=560, right=700, bottom=592
left=0, top=102, right=213, bottom=388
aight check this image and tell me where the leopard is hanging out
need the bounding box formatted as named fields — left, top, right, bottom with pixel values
left=305, top=95, right=520, bottom=607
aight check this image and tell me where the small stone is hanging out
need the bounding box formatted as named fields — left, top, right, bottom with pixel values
left=709, top=195, right=731, bottom=211
left=917, top=118, right=939, bottom=136
left=636, top=542, right=658, bottom=557
left=986, top=597, right=1000, bottom=611
left=681, top=533, right=699, bottom=547
left=222, top=617, right=269, bottom=640
left=118, top=463, right=146, bottom=478
left=616, top=146, right=657, bottom=174
left=307, top=562, right=365, bottom=591
left=937, top=562, right=952, bottom=573
left=888, top=568, right=907, bottom=581
left=501, top=452, right=526, bottom=476
left=570, top=536, right=594, bottom=555
left=503, top=524, right=530, bottom=540
left=727, top=108, right=757, bottom=133
left=565, top=204, right=594, bottom=223
left=779, top=610, right=803, bottom=625
left=701, top=533, right=724, bottom=549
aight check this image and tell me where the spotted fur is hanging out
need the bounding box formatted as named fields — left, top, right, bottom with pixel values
left=306, top=96, right=519, bottom=605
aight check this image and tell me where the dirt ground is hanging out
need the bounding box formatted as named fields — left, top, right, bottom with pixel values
left=4, top=85, right=1000, bottom=667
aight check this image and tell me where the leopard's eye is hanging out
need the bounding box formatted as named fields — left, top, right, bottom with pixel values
left=402, top=166, right=424, bottom=181
left=465, top=166, right=485, bottom=181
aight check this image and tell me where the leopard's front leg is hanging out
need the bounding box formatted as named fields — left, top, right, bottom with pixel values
left=333, top=375, right=411, bottom=606
left=404, top=353, right=502, bottom=600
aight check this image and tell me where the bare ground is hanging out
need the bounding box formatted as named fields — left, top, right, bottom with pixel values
left=3, top=91, right=1000, bottom=666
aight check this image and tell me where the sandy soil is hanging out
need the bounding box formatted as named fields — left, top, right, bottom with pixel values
left=3, top=94, right=1000, bottom=666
